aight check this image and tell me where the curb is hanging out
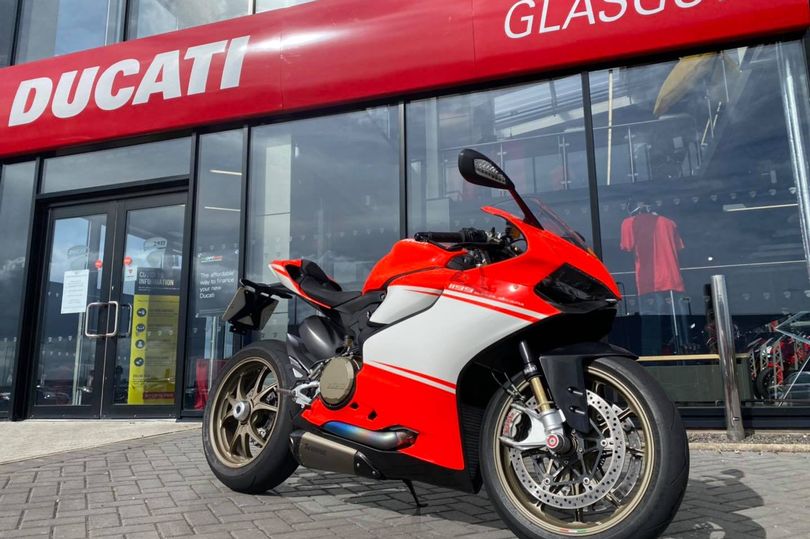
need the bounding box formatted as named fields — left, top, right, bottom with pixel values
left=690, top=442, right=810, bottom=453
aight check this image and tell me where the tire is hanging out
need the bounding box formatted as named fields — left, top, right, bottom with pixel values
left=481, top=356, right=689, bottom=539
left=755, top=368, right=779, bottom=400
left=202, top=340, right=299, bottom=493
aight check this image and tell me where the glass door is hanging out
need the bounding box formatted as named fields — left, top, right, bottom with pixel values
left=31, top=204, right=113, bottom=417
left=30, top=194, right=187, bottom=418
left=105, top=195, right=186, bottom=416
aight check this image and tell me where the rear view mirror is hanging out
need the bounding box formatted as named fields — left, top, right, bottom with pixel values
left=458, top=149, right=514, bottom=190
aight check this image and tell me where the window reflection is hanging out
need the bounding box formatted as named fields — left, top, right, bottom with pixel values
left=255, top=0, right=317, bottom=13
left=0, top=0, right=17, bottom=67
left=42, top=138, right=191, bottom=193
left=15, top=0, right=123, bottom=63
left=185, top=130, right=243, bottom=410
left=0, top=162, right=36, bottom=415
left=127, top=0, right=250, bottom=39
left=247, top=107, right=401, bottom=339
left=592, top=42, right=810, bottom=406
left=406, top=75, right=592, bottom=244
left=36, top=214, right=106, bottom=407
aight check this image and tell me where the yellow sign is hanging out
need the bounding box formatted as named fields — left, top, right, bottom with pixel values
left=128, top=268, right=180, bottom=405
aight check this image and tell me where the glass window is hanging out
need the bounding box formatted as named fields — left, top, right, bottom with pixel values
left=591, top=41, right=810, bottom=408
left=247, top=107, right=401, bottom=339
left=127, top=0, right=250, bottom=39
left=0, top=0, right=17, bottom=67
left=406, top=75, right=592, bottom=244
left=0, top=161, right=36, bottom=416
left=255, top=0, right=316, bottom=13
left=15, top=0, right=123, bottom=64
left=185, top=130, right=243, bottom=410
left=114, top=203, right=185, bottom=407
left=42, top=138, right=191, bottom=193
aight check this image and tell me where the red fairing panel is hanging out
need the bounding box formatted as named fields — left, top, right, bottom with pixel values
left=303, top=363, right=465, bottom=469
left=304, top=206, right=615, bottom=470
left=0, top=0, right=808, bottom=157
left=363, top=240, right=462, bottom=293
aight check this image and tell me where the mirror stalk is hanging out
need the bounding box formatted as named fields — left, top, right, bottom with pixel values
left=509, top=187, right=542, bottom=229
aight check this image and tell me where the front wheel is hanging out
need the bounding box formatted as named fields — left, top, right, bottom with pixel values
left=481, top=356, right=688, bottom=539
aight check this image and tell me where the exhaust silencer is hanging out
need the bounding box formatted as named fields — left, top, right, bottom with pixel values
left=290, top=431, right=382, bottom=480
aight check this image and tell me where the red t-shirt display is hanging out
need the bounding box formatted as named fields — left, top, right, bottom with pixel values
left=620, top=213, right=685, bottom=296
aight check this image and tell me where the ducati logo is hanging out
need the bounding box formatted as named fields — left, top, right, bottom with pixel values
left=8, top=36, right=250, bottom=127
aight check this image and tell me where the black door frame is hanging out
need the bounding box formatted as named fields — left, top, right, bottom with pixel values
left=28, top=202, right=116, bottom=418
left=104, top=192, right=188, bottom=419
left=23, top=185, right=191, bottom=419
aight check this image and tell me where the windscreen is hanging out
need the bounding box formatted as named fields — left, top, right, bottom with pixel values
left=495, top=197, right=590, bottom=251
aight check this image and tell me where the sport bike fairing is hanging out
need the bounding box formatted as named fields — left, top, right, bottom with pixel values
left=276, top=206, right=618, bottom=471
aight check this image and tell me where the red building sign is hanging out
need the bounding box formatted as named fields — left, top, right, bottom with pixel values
left=0, top=0, right=807, bottom=158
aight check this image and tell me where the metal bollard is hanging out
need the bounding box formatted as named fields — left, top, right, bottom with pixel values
left=710, top=275, right=745, bottom=442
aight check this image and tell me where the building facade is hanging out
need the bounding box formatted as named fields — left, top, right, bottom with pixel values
left=1, top=0, right=810, bottom=426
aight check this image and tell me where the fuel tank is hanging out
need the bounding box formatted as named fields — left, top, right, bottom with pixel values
left=362, top=239, right=460, bottom=293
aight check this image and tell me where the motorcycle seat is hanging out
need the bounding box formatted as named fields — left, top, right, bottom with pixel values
left=289, top=259, right=361, bottom=308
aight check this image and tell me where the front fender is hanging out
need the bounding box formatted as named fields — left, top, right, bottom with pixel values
left=538, top=342, right=637, bottom=433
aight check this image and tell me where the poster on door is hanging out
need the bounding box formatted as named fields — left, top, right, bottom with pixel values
left=128, top=267, right=180, bottom=405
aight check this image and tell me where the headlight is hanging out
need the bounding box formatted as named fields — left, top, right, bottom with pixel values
left=535, top=264, right=617, bottom=308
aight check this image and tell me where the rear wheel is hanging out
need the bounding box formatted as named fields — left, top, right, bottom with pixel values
left=481, top=356, right=688, bottom=539
left=202, top=340, right=299, bottom=493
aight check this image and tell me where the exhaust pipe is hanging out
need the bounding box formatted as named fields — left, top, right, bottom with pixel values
left=290, top=431, right=382, bottom=480
left=322, top=421, right=417, bottom=450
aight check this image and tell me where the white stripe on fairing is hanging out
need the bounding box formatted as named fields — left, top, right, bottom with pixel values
left=367, top=360, right=456, bottom=394
left=364, top=295, right=531, bottom=384
left=443, top=289, right=547, bottom=319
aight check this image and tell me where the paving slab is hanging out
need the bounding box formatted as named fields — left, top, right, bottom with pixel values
left=0, top=428, right=808, bottom=538
left=0, top=420, right=199, bottom=464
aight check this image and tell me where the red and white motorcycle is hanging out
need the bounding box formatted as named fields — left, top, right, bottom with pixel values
left=203, top=149, right=688, bottom=539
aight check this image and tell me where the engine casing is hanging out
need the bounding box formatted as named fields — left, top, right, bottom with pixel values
left=319, top=356, right=358, bottom=409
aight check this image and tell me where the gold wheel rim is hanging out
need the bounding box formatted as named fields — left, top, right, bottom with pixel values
left=493, top=364, right=656, bottom=536
left=209, top=358, right=280, bottom=468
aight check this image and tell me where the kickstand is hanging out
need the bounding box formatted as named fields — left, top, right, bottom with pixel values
left=403, top=480, right=428, bottom=509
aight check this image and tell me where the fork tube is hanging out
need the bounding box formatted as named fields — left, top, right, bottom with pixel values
left=519, top=341, right=552, bottom=411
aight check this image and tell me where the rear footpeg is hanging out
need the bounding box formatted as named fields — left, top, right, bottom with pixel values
left=290, top=431, right=382, bottom=480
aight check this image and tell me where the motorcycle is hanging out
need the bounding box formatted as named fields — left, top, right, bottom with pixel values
left=203, top=149, right=689, bottom=539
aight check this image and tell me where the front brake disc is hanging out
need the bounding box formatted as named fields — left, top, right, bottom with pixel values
left=506, top=390, right=627, bottom=510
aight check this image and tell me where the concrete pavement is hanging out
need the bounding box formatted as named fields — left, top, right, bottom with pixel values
left=0, top=429, right=808, bottom=538
left=0, top=420, right=199, bottom=465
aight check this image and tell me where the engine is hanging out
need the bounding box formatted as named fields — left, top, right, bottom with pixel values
left=293, top=315, right=359, bottom=409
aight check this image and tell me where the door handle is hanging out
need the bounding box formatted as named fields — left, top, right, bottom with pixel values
left=84, top=302, right=107, bottom=338
left=104, top=301, right=120, bottom=337
left=118, top=303, right=133, bottom=338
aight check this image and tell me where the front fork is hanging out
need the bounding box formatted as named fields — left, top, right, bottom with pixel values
left=517, top=340, right=571, bottom=453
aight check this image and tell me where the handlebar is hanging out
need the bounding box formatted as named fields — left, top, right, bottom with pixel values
left=414, top=228, right=489, bottom=244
